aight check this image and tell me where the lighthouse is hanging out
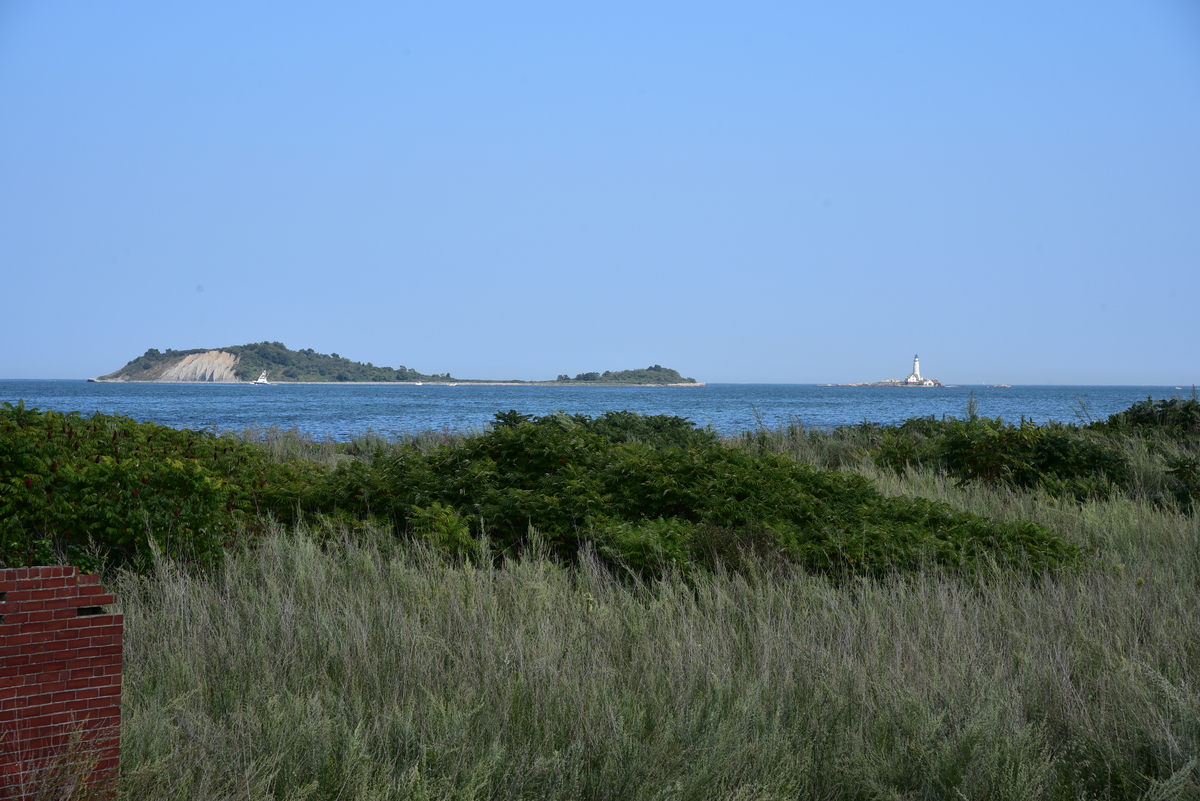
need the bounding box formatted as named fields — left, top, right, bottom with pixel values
left=906, top=355, right=922, bottom=384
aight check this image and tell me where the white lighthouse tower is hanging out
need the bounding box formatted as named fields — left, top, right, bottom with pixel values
left=906, top=355, right=922, bottom=384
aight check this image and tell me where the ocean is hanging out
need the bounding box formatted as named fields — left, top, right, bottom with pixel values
left=1, top=380, right=1191, bottom=440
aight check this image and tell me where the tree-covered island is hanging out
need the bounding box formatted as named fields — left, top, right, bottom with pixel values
left=554, top=365, right=697, bottom=384
left=93, top=342, right=700, bottom=385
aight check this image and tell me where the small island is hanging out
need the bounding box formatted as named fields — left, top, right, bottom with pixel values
left=832, top=355, right=949, bottom=388
left=90, top=343, right=702, bottom=386
left=551, top=365, right=697, bottom=385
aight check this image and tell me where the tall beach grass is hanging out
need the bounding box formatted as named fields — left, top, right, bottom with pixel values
left=112, top=484, right=1200, bottom=799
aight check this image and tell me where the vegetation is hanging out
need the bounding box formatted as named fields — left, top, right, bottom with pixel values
left=734, top=392, right=1200, bottom=513
left=5, top=396, right=1200, bottom=798
left=0, top=401, right=304, bottom=569
left=1, top=405, right=1077, bottom=577
left=555, top=365, right=697, bottom=384
left=101, top=342, right=452, bottom=383
left=101, top=343, right=698, bottom=384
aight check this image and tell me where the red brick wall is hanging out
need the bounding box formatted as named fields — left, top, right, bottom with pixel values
left=1, top=566, right=122, bottom=798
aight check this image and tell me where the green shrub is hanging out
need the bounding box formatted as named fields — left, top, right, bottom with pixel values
left=0, top=402, right=276, bottom=568
left=1, top=404, right=1084, bottom=577
left=865, top=415, right=1128, bottom=501
left=1090, top=394, right=1200, bottom=437
left=296, top=411, right=1079, bottom=576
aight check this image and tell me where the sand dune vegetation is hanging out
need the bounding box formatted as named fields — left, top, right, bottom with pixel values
left=2, top=398, right=1198, bottom=799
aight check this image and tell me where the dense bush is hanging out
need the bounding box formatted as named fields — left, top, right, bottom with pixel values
left=294, top=411, right=1079, bottom=576
left=0, top=402, right=285, bottom=568
left=1089, top=394, right=1200, bottom=437
left=1086, top=395, right=1200, bottom=508
left=869, top=415, right=1129, bottom=500
left=2, top=405, right=1081, bottom=576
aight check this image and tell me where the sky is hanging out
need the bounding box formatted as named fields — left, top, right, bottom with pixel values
left=2, top=1, right=1198, bottom=385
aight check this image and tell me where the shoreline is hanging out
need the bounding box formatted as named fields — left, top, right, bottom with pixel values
left=87, top=379, right=707, bottom=387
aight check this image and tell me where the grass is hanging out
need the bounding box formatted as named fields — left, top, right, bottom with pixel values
left=216, top=425, right=466, bottom=469
left=109, top=461, right=1200, bottom=799
left=4, top=404, right=1183, bottom=798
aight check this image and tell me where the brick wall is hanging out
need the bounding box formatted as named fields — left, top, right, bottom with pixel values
left=1, top=567, right=122, bottom=798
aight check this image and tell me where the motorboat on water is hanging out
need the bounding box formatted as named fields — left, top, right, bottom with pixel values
left=253, top=371, right=271, bottom=385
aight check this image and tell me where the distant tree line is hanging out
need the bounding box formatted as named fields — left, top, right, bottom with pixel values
left=556, top=365, right=696, bottom=384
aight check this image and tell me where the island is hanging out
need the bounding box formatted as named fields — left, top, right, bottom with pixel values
left=828, top=355, right=950, bottom=388
left=89, top=343, right=702, bottom=386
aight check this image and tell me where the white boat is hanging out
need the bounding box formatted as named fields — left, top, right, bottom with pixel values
left=414, top=381, right=423, bottom=386
left=253, top=371, right=271, bottom=385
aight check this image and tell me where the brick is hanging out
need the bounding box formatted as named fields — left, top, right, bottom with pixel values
left=86, top=637, right=121, bottom=651
left=32, top=658, right=71, bottom=674
left=33, top=619, right=71, bottom=634
left=22, top=734, right=63, bottom=751
left=20, top=718, right=56, bottom=735
left=0, top=568, right=122, bottom=795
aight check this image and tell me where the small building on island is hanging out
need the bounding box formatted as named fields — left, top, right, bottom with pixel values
left=834, top=354, right=947, bottom=387
left=905, top=355, right=937, bottom=387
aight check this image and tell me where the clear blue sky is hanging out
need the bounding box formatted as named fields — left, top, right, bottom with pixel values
left=2, top=1, right=1198, bottom=384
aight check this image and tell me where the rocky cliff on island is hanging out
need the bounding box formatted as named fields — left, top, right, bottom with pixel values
left=93, top=343, right=461, bottom=384
left=145, top=350, right=241, bottom=382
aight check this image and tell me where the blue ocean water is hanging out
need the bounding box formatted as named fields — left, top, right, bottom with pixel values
left=1, top=380, right=1192, bottom=440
